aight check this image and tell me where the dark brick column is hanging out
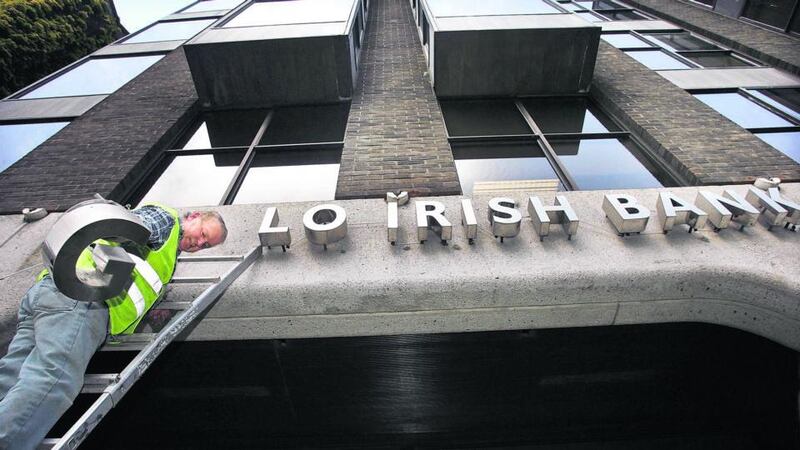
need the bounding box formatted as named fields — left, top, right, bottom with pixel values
left=336, top=0, right=461, bottom=199
left=623, top=0, right=800, bottom=75
left=0, top=48, right=199, bottom=213
left=592, top=42, right=800, bottom=185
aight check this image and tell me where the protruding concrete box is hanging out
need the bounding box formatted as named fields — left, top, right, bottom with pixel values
left=413, top=0, right=601, bottom=97
left=184, top=0, right=367, bottom=108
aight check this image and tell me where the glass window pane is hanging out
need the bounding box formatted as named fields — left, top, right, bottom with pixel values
left=233, top=149, right=340, bottom=204
left=426, top=0, right=560, bottom=17
left=259, top=104, right=350, bottom=145
left=0, top=122, right=69, bottom=173
left=553, top=139, right=663, bottom=190
left=601, top=33, right=653, bottom=49
left=575, top=0, right=624, bottom=10
left=138, top=153, right=243, bottom=207
left=644, top=32, right=719, bottom=51
left=597, top=10, right=648, bottom=20
left=694, top=93, right=794, bottom=129
left=183, top=0, right=244, bottom=13
left=440, top=100, right=531, bottom=137
left=756, top=132, right=800, bottom=163
left=742, top=0, right=794, bottom=29
left=21, top=55, right=164, bottom=99
left=575, top=11, right=605, bottom=22
left=625, top=50, right=692, bottom=70
left=680, top=52, right=753, bottom=68
left=123, top=19, right=215, bottom=44
left=452, top=142, right=560, bottom=195
left=558, top=2, right=586, bottom=12
left=225, top=0, right=354, bottom=27
left=522, top=98, right=620, bottom=134
left=748, top=88, right=800, bottom=122
left=179, top=110, right=268, bottom=149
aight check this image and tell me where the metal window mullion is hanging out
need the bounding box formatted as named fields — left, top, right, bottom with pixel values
left=447, top=133, right=537, bottom=143
left=738, top=88, right=800, bottom=126
left=514, top=100, right=578, bottom=191
left=219, top=110, right=274, bottom=205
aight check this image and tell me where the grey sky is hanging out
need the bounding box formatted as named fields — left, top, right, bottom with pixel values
left=114, top=0, right=195, bottom=33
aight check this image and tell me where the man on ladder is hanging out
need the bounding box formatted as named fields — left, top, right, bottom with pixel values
left=0, top=202, right=228, bottom=450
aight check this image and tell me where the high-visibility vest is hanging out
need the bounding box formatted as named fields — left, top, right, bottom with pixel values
left=38, top=204, right=181, bottom=335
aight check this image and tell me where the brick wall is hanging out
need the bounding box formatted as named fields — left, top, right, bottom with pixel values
left=592, top=42, right=800, bottom=185
left=623, top=0, right=800, bottom=75
left=336, top=0, right=461, bottom=199
left=0, top=49, right=199, bottom=213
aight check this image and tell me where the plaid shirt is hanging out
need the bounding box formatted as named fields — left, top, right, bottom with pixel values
left=125, top=205, right=182, bottom=254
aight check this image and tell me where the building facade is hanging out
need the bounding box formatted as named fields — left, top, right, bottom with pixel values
left=0, top=0, right=799, bottom=448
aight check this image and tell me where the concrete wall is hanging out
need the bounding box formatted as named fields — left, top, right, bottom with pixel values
left=4, top=184, right=796, bottom=355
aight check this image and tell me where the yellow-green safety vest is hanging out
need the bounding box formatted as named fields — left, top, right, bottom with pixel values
left=38, top=204, right=181, bottom=335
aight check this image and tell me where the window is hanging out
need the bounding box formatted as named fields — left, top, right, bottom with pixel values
left=600, top=33, right=653, bottom=49
left=182, top=0, right=245, bottom=13
left=742, top=0, right=797, bottom=30
left=640, top=31, right=755, bottom=69
left=0, top=121, right=69, bottom=173
left=644, top=32, right=717, bottom=52
left=134, top=104, right=349, bottom=207
left=224, top=0, right=353, bottom=27
left=426, top=0, right=560, bottom=17
left=563, top=0, right=649, bottom=21
left=440, top=98, right=673, bottom=192
left=19, top=55, right=164, bottom=99
left=624, top=50, right=692, bottom=70
left=122, top=19, right=215, bottom=44
left=694, top=89, right=800, bottom=163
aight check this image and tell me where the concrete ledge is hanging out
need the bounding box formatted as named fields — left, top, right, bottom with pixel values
left=1, top=184, right=799, bottom=352
left=659, top=67, right=800, bottom=90
left=0, top=96, right=106, bottom=121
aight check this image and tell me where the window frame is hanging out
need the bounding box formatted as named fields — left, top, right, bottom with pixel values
left=738, top=0, right=800, bottom=35
left=118, top=18, right=217, bottom=45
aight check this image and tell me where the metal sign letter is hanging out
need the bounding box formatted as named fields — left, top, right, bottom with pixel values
left=259, top=207, right=291, bottom=251
left=42, top=198, right=150, bottom=302
left=387, top=200, right=399, bottom=246
left=303, top=204, right=348, bottom=250
left=460, top=199, right=478, bottom=245
left=416, top=201, right=452, bottom=244
left=602, top=194, right=650, bottom=236
left=695, top=190, right=759, bottom=231
left=528, top=195, right=579, bottom=241
left=487, top=198, right=522, bottom=241
left=656, top=192, right=708, bottom=234
left=745, top=186, right=799, bottom=231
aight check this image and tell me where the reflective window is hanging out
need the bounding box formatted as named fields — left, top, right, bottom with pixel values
left=644, top=32, right=718, bottom=51
left=575, top=11, right=604, bottom=22
left=0, top=122, right=69, bottom=172
left=123, top=19, right=215, bottom=44
left=756, top=132, right=800, bottom=163
left=601, top=33, right=653, bottom=49
left=742, top=0, right=795, bottom=29
left=452, top=142, right=559, bottom=195
left=558, top=2, right=585, bottom=12
left=440, top=100, right=531, bottom=137
left=225, top=0, right=353, bottom=27
left=426, top=0, right=560, bottom=17
left=553, top=139, right=663, bottom=190
left=20, top=55, right=164, bottom=99
left=575, top=0, right=624, bottom=10
left=597, top=10, right=647, bottom=20
left=233, top=149, right=341, bottom=204
left=625, top=50, right=691, bottom=70
left=748, top=88, right=800, bottom=122
left=681, top=52, right=753, bottom=68
left=522, top=97, right=620, bottom=134
left=694, top=93, right=794, bottom=129
left=183, top=0, right=245, bottom=13
left=258, top=104, right=350, bottom=145
left=180, top=109, right=268, bottom=149
left=138, top=153, right=243, bottom=207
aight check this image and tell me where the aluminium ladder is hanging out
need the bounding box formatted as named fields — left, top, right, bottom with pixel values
left=38, top=245, right=262, bottom=450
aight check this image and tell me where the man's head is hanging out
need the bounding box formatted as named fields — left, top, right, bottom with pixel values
left=180, top=211, right=228, bottom=252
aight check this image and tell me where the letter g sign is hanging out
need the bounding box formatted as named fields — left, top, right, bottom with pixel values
left=41, top=197, right=151, bottom=302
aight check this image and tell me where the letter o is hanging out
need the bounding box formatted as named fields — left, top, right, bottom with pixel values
left=302, top=204, right=348, bottom=246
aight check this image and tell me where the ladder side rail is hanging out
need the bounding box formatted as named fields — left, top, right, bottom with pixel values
left=51, top=245, right=262, bottom=450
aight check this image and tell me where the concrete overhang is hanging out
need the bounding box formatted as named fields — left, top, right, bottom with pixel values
left=2, top=185, right=798, bottom=351
left=183, top=0, right=366, bottom=109
left=0, top=96, right=106, bottom=121
left=416, top=1, right=601, bottom=97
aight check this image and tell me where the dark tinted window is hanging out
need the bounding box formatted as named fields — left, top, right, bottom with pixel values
left=681, top=52, right=753, bottom=68
left=598, top=10, right=647, bottom=20
left=0, top=122, right=69, bottom=172
left=441, top=100, right=531, bottom=136
left=742, top=0, right=795, bottom=29
left=259, top=104, right=350, bottom=145
left=452, top=142, right=559, bottom=194
left=575, top=0, right=624, bottom=10
left=522, top=98, right=621, bottom=134
left=180, top=110, right=268, bottom=149
left=645, top=32, right=719, bottom=51
left=552, top=139, right=663, bottom=190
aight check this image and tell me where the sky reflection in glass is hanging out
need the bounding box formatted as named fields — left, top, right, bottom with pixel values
left=756, top=132, right=800, bottom=163
left=0, top=122, right=69, bottom=173
left=427, top=0, right=559, bottom=17
left=625, top=50, right=691, bottom=70
left=694, top=93, right=794, bottom=129
left=184, top=0, right=244, bottom=13
left=225, top=0, right=353, bottom=27
left=21, top=55, right=163, bottom=99
left=139, top=154, right=240, bottom=207
left=124, top=19, right=215, bottom=43
left=553, top=139, right=662, bottom=190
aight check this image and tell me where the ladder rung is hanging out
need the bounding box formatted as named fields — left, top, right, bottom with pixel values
left=99, top=333, right=156, bottom=352
left=82, top=373, right=118, bottom=394
left=154, top=301, right=192, bottom=310
left=171, top=276, right=220, bottom=284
